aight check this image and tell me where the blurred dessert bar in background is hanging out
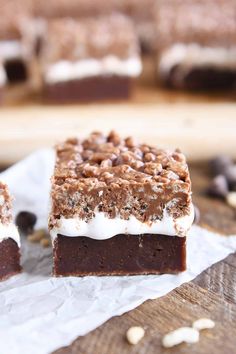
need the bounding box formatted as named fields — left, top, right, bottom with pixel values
left=39, top=15, right=142, bottom=102
left=0, top=0, right=34, bottom=84
left=154, top=0, right=236, bottom=90
left=1, top=0, right=236, bottom=101
left=0, top=182, right=21, bottom=280
left=49, top=131, right=194, bottom=276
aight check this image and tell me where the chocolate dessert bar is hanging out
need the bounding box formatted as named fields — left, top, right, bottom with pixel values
left=40, top=15, right=142, bottom=102
left=0, top=0, right=33, bottom=83
left=154, top=0, right=236, bottom=90
left=0, top=182, right=21, bottom=280
left=49, top=131, right=194, bottom=276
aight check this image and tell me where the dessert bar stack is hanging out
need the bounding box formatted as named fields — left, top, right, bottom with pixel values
left=154, top=0, right=236, bottom=90
left=0, top=182, right=21, bottom=280
left=49, top=131, right=194, bottom=276
left=39, top=15, right=142, bottom=102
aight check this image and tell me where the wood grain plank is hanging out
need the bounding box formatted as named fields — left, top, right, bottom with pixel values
left=0, top=103, right=236, bottom=164
left=54, top=282, right=236, bottom=354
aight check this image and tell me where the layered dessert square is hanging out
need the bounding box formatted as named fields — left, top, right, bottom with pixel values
left=40, top=15, right=142, bottom=102
left=0, top=0, right=33, bottom=83
left=154, top=0, right=236, bottom=90
left=49, top=131, right=194, bottom=277
left=0, top=182, right=21, bottom=280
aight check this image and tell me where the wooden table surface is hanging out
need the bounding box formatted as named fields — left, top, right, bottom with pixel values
left=52, top=163, right=236, bottom=354
left=1, top=57, right=236, bottom=165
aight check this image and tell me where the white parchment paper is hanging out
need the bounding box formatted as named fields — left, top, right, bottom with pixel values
left=0, top=149, right=236, bottom=354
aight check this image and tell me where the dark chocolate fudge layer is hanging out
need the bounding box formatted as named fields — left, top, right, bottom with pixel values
left=54, top=234, right=186, bottom=276
left=0, top=239, right=21, bottom=280
left=165, top=66, right=236, bottom=91
left=44, top=76, right=132, bottom=103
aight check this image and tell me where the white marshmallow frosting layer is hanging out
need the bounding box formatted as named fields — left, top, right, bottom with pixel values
left=0, top=40, right=24, bottom=60
left=45, top=56, right=142, bottom=83
left=159, top=43, right=236, bottom=75
left=50, top=204, right=194, bottom=241
left=0, top=222, right=20, bottom=247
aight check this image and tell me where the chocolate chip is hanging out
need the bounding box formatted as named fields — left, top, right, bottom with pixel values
left=193, top=205, right=200, bottom=224
left=15, top=211, right=37, bottom=234
left=207, top=175, right=229, bottom=198
left=209, top=156, right=233, bottom=176
left=223, top=165, right=236, bottom=189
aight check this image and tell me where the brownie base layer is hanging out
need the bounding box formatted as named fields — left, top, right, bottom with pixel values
left=53, top=234, right=186, bottom=276
left=0, top=238, right=21, bottom=281
left=164, top=66, right=236, bottom=90
left=4, top=59, right=28, bottom=83
left=44, top=76, right=133, bottom=103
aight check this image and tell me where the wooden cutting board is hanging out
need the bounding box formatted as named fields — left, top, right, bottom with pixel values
left=0, top=58, right=236, bottom=165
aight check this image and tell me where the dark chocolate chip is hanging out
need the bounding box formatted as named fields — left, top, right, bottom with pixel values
left=223, top=165, right=236, bottom=189
left=15, top=211, right=37, bottom=234
left=207, top=175, right=229, bottom=198
left=209, top=156, right=233, bottom=177
left=193, top=205, right=200, bottom=224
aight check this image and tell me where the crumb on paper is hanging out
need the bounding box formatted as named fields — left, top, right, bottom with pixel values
left=192, top=318, right=215, bottom=331
left=27, top=229, right=48, bottom=243
left=126, top=326, right=145, bottom=345
left=162, top=327, right=199, bottom=348
left=40, top=238, right=51, bottom=248
left=226, top=192, right=236, bottom=208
